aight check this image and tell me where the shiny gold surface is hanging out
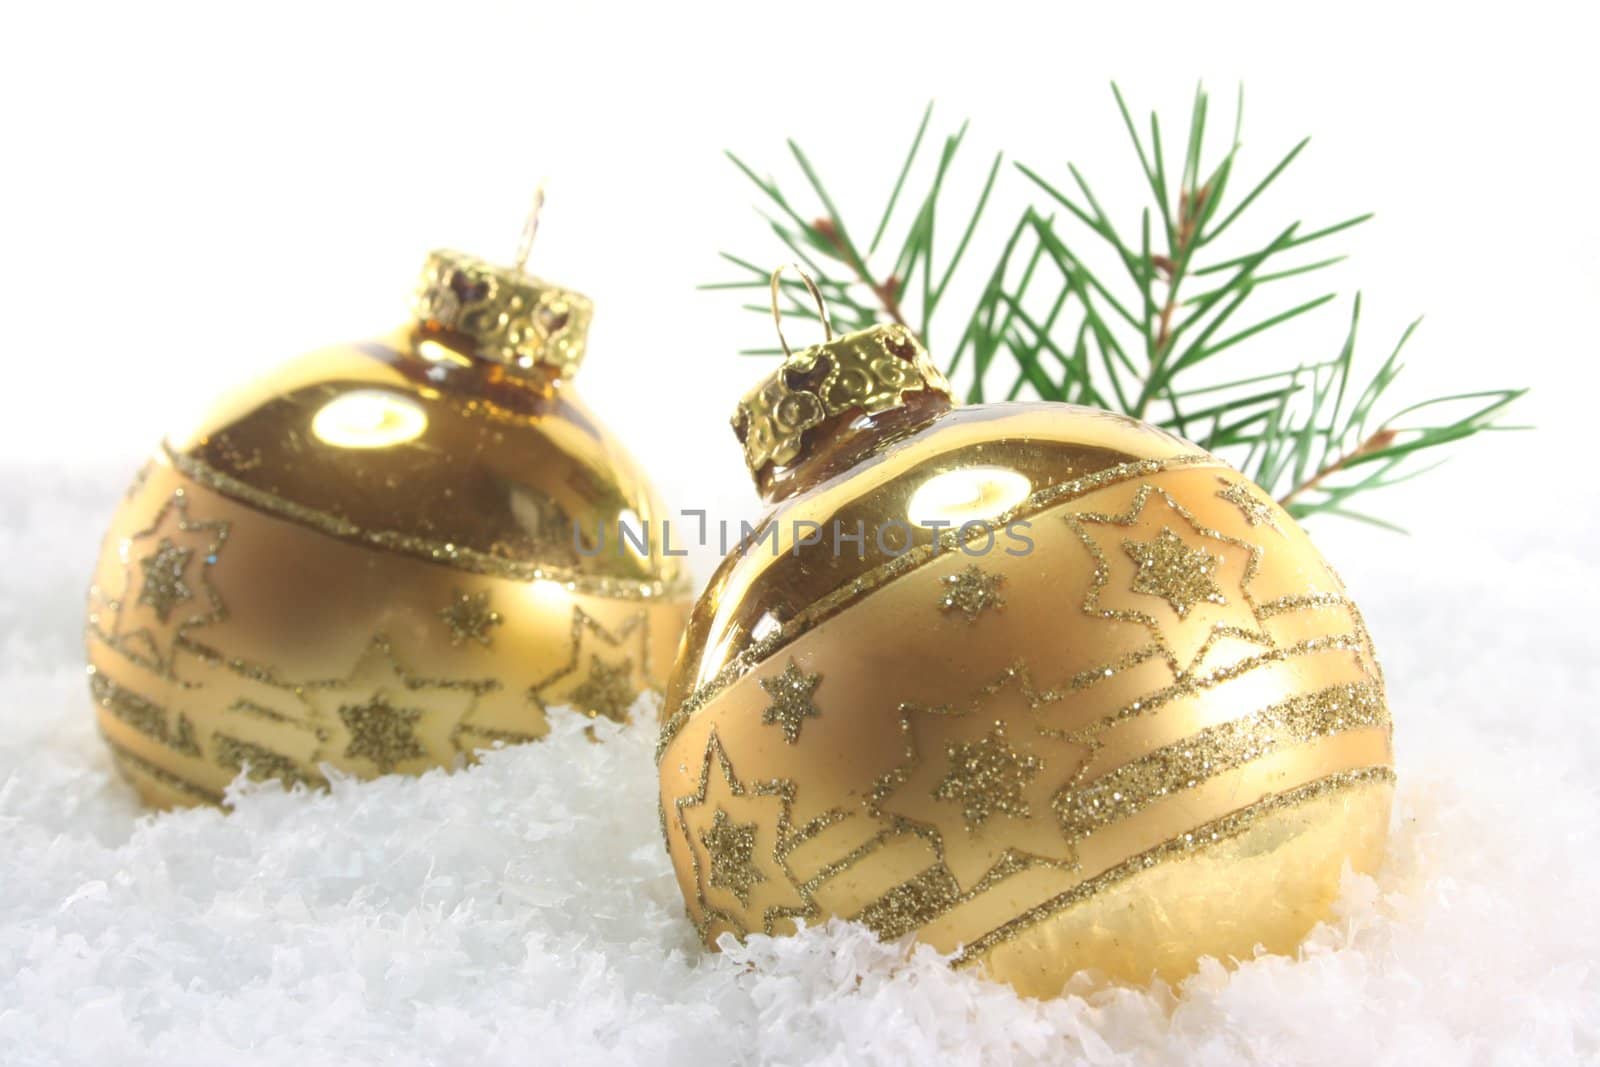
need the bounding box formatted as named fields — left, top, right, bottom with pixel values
left=165, top=331, right=683, bottom=594
left=658, top=398, right=1394, bottom=995
left=86, top=252, right=690, bottom=808
left=660, top=405, right=1203, bottom=751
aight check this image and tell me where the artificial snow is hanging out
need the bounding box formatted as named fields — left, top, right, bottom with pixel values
left=1, top=466, right=1597, bottom=1065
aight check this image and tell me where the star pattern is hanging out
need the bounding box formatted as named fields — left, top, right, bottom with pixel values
left=700, top=808, right=766, bottom=906
left=567, top=654, right=636, bottom=722
left=869, top=672, right=1091, bottom=887
left=89, top=490, right=232, bottom=678
left=1215, top=477, right=1281, bottom=532
left=673, top=730, right=818, bottom=939
left=526, top=607, right=651, bottom=728
left=439, top=590, right=502, bottom=647
left=938, top=565, right=1006, bottom=621
left=932, top=725, right=1041, bottom=830
left=1068, top=485, right=1272, bottom=673
left=1122, top=527, right=1226, bottom=617
left=298, top=634, right=498, bottom=769
left=656, top=460, right=1395, bottom=967
left=338, top=695, right=426, bottom=773
left=137, top=538, right=196, bottom=622
left=759, top=660, right=822, bottom=743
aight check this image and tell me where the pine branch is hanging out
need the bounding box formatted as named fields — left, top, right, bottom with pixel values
left=707, top=87, right=1526, bottom=530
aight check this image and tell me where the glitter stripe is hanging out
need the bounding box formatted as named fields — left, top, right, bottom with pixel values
left=102, top=734, right=225, bottom=805
left=854, top=864, right=962, bottom=940
left=1076, top=633, right=1374, bottom=735
left=213, top=733, right=322, bottom=788
left=951, top=766, right=1396, bottom=968
left=656, top=453, right=1217, bottom=761
left=223, top=698, right=320, bottom=732
left=162, top=443, right=689, bottom=600
left=1055, top=681, right=1388, bottom=840
left=88, top=671, right=200, bottom=755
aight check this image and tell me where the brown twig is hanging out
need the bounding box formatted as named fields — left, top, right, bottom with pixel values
left=815, top=218, right=911, bottom=329
left=1160, top=186, right=1207, bottom=353
left=1277, top=427, right=1399, bottom=507
left=1134, top=185, right=1207, bottom=418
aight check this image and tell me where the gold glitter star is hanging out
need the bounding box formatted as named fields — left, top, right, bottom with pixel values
left=673, top=730, right=819, bottom=939
left=699, top=807, right=767, bottom=906
left=939, top=565, right=1006, bottom=621
left=759, top=660, right=822, bottom=743
left=137, top=538, right=195, bottom=623
left=1122, top=527, right=1225, bottom=617
left=1216, top=478, right=1281, bottom=532
left=567, top=654, right=636, bottom=722
left=90, top=491, right=231, bottom=679
left=439, top=590, right=503, bottom=648
left=525, top=607, right=652, bottom=732
left=869, top=672, right=1089, bottom=887
left=338, top=694, right=425, bottom=773
left=932, top=724, right=1043, bottom=831
left=298, top=634, right=496, bottom=767
left=1067, top=484, right=1271, bottom=672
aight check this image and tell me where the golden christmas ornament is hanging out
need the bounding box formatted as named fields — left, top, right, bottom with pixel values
left=656, top=271, right=1394, bottom=997
left=85, top=223, right=691, bottom=808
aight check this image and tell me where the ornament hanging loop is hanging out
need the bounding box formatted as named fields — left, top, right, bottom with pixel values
left=769, top=264, right=834, bottom=360
left=513, top=180, right=547, bottom=274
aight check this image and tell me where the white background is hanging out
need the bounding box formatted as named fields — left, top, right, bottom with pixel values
left=1, top=0, right=1596, bottom=575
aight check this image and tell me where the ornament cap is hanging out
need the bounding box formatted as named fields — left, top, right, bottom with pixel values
left=732, top=323, right=953, bottom=485
left=412, top=249, right=593, bottom=379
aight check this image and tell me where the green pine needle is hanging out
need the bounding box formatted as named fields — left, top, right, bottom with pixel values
left=709, top=84, right=1526, bottom=529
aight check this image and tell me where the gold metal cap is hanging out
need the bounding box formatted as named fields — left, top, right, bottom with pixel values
left=732, top=323, right=952, bottom=478
left=413, top=249, right=594, bottom=378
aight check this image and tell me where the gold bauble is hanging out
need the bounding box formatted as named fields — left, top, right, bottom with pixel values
left=87, top=249, right=690, bottom=808
left=657, top=320, right=1393, bottom=997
